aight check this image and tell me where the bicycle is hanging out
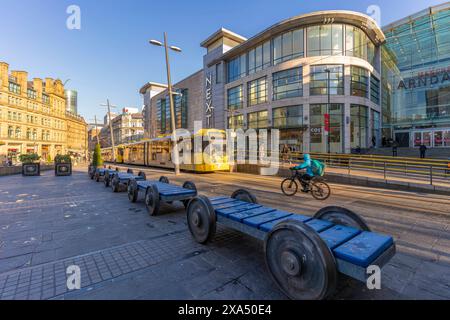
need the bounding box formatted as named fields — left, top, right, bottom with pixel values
left=281, top=169, right=331, bottom=201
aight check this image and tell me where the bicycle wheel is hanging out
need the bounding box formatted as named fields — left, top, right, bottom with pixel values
left=281, top=178, right=298, bottom=197
left=311, top=180, right=331, bottom=201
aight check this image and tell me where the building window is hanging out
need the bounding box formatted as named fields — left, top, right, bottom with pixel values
left=351, top=105, right=369, bottom=149
left=307, top=24, right=343, bottom=57
left=273, top=29, right=304, bottom=65
left=227, top=85, right=243, bottom=111
left=228, top=114, right=244, bottom=129
left=273, top=67, right=303, bottom=100
left=346, top=26, right=370, bottom=62
left=27, top=89, right=36, bottom=100
left=371, top=110, right=380, bottom=146
left=351, top=66, right=369, bottom=98
left=248, top=40, right=271, bottom=75
left=26, top=128, right=31, bottom=139
left=42, top=94, right=50, bottom=105
left=227, top=54, right=246, bottom=83
left=310, top=104, right=344, bottom=153
left=248, top=110, right=268, bottom=129
left=310, top=65, right=344, bottom=95
left=8, top=82, right=21, bottom=94
left=272, top=105, right=303, bottom=128
left=370, top=75, right=380, bottom=105
left=215, top=63, right=222, bottom=84
left=247, top=77, right=268, bottom=107
left=174, top=89, right=188, bottom=129
left=8, top=126, right=14, bottom=138
left=157, top=99, right=166, bottom=134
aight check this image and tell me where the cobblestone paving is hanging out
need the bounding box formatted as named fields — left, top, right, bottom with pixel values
left=0, top=166, right=449, bottom=300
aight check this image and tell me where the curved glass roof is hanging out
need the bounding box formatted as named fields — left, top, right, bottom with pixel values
left=383, top=2, right=450, bottom=71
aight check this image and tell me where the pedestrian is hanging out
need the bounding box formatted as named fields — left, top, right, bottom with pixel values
left=392, top=142, right=398, bottom=157
left=281, top=144, right=289, bottom=163
left=382, top=136, right=387, bottom=147
left=372, top=136, right=376, bottom=148
left=419, top=144, right=427, bottom=159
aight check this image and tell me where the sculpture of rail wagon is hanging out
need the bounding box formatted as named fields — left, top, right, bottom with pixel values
left=92, top=167, right=118, bottom=182
left=104, top=169, right=147, bottom=192
left=186, top=189, right=396, bottom=300
left=127, top=176, right=198, bottom=216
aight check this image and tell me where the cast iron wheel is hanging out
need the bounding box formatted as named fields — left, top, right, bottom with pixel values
left=127, top=179, right=139, bottom=203
left=138, top=171, right=146, bottom=180
left=111, top=176, right=120, bottom=193
left=186, top=195, right=216, bottom=244
left=313, top=206, right=371, bottom=231
left=231, top=189, right=258, bottom=204
left=265, top=220, right=337, bottom=300
left=159, top=176, right=169, bottom=184
left=127, top=169, right=134, bottom=175
left=281, top=178, right=299, bottom=197
left=182, top=181, right=197, bottom=208
left=310, top=179, right=331, bottom=201
left=145, top=185, right=160, bottom=216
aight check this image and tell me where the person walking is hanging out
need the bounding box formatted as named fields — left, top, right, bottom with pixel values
left=372, top=136, right=377, bottom=148
left=419, top=144, right=427, bottom=159
left=392, top=141, right=398, bottom=157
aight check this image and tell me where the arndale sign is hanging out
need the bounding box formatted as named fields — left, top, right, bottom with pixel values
left=397, top=67, right=450, bottom=90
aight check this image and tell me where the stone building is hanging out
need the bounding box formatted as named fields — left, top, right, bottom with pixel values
left=0, top=62, right=88, bottom=163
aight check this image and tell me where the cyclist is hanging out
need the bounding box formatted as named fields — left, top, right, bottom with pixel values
left=290, top=154, right=314, bottom=192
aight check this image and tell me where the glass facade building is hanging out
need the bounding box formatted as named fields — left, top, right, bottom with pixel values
left=383, top=3, right=450, bottom=148
left=201, top=10, right=385, bottom=154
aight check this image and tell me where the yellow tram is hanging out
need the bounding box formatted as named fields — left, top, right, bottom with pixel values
left=101, top=129, right=229, bottom=173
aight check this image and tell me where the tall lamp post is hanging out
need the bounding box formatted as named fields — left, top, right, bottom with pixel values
left=324, top=68, right=331, bottom=154
left=149, top=33, right=182, bottom=175
left=100, top=100, right=117, bottom=162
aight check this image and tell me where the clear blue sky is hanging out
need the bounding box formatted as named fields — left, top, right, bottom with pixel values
left=0, top=0, right=446, bottom=123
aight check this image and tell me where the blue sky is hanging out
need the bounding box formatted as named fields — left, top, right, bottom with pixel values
left=0, top=0, right=446, bottom=122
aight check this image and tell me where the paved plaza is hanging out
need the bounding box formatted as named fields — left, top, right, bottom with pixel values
left=0, top=166, right=449, bottom=300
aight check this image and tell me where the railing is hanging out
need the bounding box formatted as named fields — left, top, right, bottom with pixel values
left=238, top=151, right=450, bottom=186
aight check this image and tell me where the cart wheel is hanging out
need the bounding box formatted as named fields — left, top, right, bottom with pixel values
left=231, top=189, right=258, bottom=204
left=111, top=176, right=120, bottom=193
left=138, top=171, right=146, bottom=180
left=127, top=179, right=138, bottom=203
left=313, top=206, right=371, bottom=231
left=104, top=172, right=110, bottom=187
left=265, top=220, right=337, bottom=300
left=187, top=195, right=216, bottom=244
left=159, top=176, right=169, bottom=184
left=127, top=169, right=134, bottom=175
left=145, top=185, right=160, bottom=216
left=182, top=181, right=197, bottom=208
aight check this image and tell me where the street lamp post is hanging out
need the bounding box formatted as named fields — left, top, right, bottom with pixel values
left=100, top=100, right=117, bottom=163
left=325, top=68, right=331, bottom=154
left=149, top=33, right=182, bottom=175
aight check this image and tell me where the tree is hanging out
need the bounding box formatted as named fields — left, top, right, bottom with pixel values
left=47, top=154, right=52, bottom=163
left=92, top=143, right=103, bottom=167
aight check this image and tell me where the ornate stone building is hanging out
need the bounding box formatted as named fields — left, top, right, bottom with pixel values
left=0, top=62, right=87, bottom=163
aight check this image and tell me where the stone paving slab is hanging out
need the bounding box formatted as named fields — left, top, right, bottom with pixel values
left=1, top=167, right=449, bottom=300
